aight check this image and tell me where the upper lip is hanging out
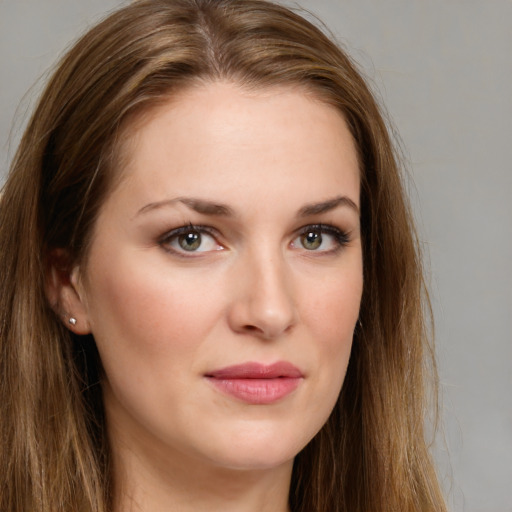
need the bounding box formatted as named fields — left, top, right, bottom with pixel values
left=205, top=361, right=303, bottom=379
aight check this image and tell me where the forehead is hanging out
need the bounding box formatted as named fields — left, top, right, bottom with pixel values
left=109, top=81, right=360, bottom=214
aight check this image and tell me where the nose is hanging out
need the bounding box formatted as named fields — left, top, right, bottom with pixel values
left=227, top=248, right=298, bottom=340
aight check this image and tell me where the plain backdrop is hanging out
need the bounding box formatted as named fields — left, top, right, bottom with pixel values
left=1, top=1, right=511, bottom=511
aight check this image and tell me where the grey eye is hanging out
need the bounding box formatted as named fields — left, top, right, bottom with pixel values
left=161, top=226, right=222, bottom=255
left=300, top=230, right=322, bottom=250
left=291, top=224, right=349, bottom=254
left=178, top=231, right=202, bottom=251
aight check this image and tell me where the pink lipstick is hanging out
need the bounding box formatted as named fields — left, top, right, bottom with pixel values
left=205, top=361, right=303, bottom=404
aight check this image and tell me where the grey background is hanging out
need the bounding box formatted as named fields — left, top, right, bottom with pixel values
left=1, top=1, right=511, bottom=511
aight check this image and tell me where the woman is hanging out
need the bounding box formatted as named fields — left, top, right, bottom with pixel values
left=0, top=1, right=447, bottom=511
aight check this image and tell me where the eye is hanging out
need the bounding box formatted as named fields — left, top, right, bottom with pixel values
left=160, top=225, right=223, bottom=255
left=300, top=230, right=323, bottom=250
left=291, top=224, right=349, bottom=253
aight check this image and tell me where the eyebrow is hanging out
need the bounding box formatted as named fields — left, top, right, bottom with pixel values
left=137, top=197, right=234, bottom=217
left=298, top=195, right=360, bottom=216
left=136, top=194, right=359, bottom=218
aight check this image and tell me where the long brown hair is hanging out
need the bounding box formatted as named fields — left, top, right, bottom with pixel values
left=0, top=1, right=446, bottom=510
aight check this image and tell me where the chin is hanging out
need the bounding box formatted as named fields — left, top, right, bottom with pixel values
left=195, top=421, right=314, bottom=472
left=208, top=448, right=296, bottom=472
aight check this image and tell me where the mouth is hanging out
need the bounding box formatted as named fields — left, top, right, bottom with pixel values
left=205, top=361, right=303, bottom=405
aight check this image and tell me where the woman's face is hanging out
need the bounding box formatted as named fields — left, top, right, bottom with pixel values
left=72, top=82, right=362, bottom=473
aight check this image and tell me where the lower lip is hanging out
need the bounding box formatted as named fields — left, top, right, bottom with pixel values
left=206, top=377, right=302, bottom=404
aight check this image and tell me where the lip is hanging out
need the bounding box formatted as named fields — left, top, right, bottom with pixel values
left=205, top=361, right=303, bottom=404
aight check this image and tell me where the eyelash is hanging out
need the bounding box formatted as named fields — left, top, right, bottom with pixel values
left=158, top=224, right=220, bottom=256
left=294, top=224, right=350, bottom=254
left=158, top=223, right=350, bottom=256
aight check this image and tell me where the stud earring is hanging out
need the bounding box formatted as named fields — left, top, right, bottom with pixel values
left=68, top=317, right=77, bottom=326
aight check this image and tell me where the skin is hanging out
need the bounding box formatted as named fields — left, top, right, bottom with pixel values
left=52, top=82, right=363, bottom=512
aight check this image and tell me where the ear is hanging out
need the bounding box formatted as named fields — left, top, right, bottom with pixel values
left=45, top=249, right=91, bottom=335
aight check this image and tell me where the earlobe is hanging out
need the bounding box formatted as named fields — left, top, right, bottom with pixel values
left=45, top=249, right=91, bottom=335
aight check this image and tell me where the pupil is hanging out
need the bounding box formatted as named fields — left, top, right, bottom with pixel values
left=179, top=231, right=201, bottom=251
left=302, top=231, right=321, bottom=250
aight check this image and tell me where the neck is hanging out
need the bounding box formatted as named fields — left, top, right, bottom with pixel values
left=109, top=421, right=293, bottom=512
left=113, top=446, right=293, bottom=512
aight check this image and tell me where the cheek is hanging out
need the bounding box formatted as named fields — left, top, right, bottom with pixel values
left=82, top=254, right=228, bottom=431
left=83, top=251, right=225, bottom=375
left=302, top=260, right=362, bottom=382
left=304, top=262, right=363, bottom=341
left=290, top=262, right=362, bottom=443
